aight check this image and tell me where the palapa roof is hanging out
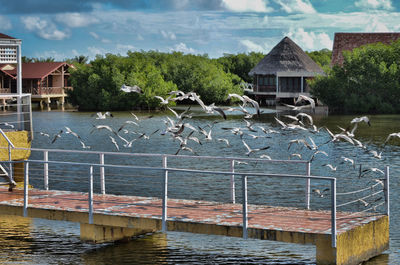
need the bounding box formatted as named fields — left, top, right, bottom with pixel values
left=249, top=36, right=324, bottom=76
left=331, top=32, right=400, bottom=65
left=3, top=62, right=71, bottom=79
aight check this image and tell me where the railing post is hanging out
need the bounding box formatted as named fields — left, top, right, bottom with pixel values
left=44, top=151, right=48, bottom=190
left=242, top=175, right=248, bottom=239
left=230, top=159, right=235, bottom=204
left=23, top=162, right=29, bottom=217
left=331, top=178, right=337, bottom=248
left=384, top=166, right=390, bottom=222
left=99, top=153, right=105, bottom=195
left=88, top=166, right=93, bottom=224
left=306, top=162, right=311, bottom=210
left=8, top=144, right=13, bottom=183
left=162, top=156, right=168, bottom=232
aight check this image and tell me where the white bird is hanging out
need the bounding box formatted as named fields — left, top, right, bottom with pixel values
left=191, top=93, right=227, bottom=119
left=94, top=111, right=113, bottom=120
left=351, top=116, right=370, bottom=126
left=370, top=150, right=382, bottom=159
left=198, top=125, right=213, bottom=141
left=51, top=130, right=63, bottom=144
left=243, top=119, right=257, bottom=132
left=90, top=125, right=118, bottom=135
left=79, top=140, right=91, bottom=149
left=154, top=95, right=172, bottom=105
left=168, top=106, right=191, bottom=120
left=39, top=132, right=50, bottom=137
left=217, top=138, right=230, bottom=147
left=2, top=122, right=14, bottom=128
left=227, top=93, right=261, bottom=116
left=130, top=112, right=140, bottom=121
left=384, top=132, right=400, bottom=146
left=121, top=84, right=142, bottom=93
left=64, top=126, right=81, bottom=139
left=341, top=156, right=355, bottom=167
left=109, top=136, right=119, bottom=151
left=242, top=139, right=270, bottom=156
left=118, top=120, right=139, bottom=132
left=296, top=112, right=313, bottom=125
left=288, top=138, right=312, bottom=151
left=282, top=103, right=311, bottom=111
left=118, top=134, right=137, bottom=148
left=274, top=117, right=287, bottom=129
left=259, top=154, right=272, bottom=160
left=324, top=164, right=337, bottom=171
left=175, top=146, right=198, bottom=156
left=295, top=94, right=315, bottom=111
left=309, top=150, right=328, bottom=162
left=313, top=188, right=329, bottom=197
left=290, top=153, right=302, bottom=159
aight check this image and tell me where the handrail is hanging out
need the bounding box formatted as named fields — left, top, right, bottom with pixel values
left=0, top=127, right=15, bottom=148
left=4, top=146, right=309, bottom=164
left=17, top=158, right=338, bottom=247
left=19, top=159, right=335, bottom=180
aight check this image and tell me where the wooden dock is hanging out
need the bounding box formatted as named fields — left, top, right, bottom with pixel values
left=0, top=186, right=388, bottom=265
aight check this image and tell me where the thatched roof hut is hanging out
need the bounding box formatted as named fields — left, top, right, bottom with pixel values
left=248, top=36, right=324, bottom=99
left=249, top=36, right=324, bottom=76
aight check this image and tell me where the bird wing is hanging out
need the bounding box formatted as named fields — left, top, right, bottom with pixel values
left=212, top=107, right=227, bottom=120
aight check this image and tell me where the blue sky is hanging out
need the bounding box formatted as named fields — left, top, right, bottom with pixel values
left=0, top=0, right=399, bottom=60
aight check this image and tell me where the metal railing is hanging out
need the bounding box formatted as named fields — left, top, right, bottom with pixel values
left=15, top=157, right=339, bottom=247
left=9, top=146, right=313, bottom=205
left=1, top=145, right=391, bottom=249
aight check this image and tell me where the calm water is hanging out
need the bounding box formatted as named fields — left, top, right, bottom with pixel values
left=1, top=107, right=400, bottom=264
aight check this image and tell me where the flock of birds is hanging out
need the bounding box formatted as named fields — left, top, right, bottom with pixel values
left=33, top=84, right=400, bottom=207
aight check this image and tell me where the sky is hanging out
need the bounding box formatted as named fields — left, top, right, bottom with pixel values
left=0, top=0, right=399, bottom=60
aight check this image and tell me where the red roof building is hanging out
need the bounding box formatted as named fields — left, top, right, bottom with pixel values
left=331, top=32, right=400, bottom=65
left=0, top=62, right=74, bottom=108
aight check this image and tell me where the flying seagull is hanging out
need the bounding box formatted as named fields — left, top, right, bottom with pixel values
left=241, top=139, right=270, bottom=156
left=51, top=130, right=63, bottom=144
left=93, top=112, right=113, bottom=120
left=121, top=84, right=142, bottom=93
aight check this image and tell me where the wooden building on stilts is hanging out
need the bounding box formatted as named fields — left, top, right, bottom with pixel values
left=248, top=36, right=325, bottom=106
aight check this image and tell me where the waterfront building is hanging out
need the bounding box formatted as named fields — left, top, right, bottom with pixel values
left=248, top=36, right=325, bottom=105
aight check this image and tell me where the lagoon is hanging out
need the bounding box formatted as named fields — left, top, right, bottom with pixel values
left=1, top=107, right=399, bottom=264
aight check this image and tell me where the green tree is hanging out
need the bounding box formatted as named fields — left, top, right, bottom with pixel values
left=310, top=40, right=400, bottom=114
left=306, top=49, right=332, bottom=69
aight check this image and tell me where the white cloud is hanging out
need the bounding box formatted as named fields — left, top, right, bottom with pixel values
left=365, top=17, right=389, bottom=32
left=240, top=39, right=270, bottom=53
left=89, top=31, right=111, bottom=43
left=355, top=0, right=393, bottom=10
left=170, top=42, right=196, bottom=54
left=89, top=31, right=99, bottom=39
left=222, top=0, right=273, bottom=12
left=55, top=12, right=99, bottom=28
left=275, top=0, right=316, bottom=14
left=21, top=16, right=69, bottom=40
left=72, top=49, right=79, bottom=56
left=0, top=16, right=12, bottom=30
left=87, top=46, right=106, bottom=57
left=34, top=50, right=67, bottom=61
left=116, top=44, right=136, bottom=54
left=285, top=28, right=333, bottom=50
left=161, top=30, right=176, bottom=40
